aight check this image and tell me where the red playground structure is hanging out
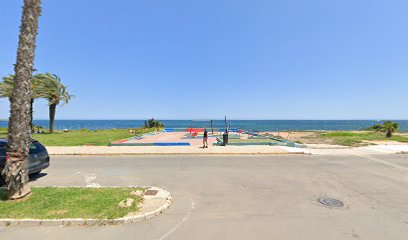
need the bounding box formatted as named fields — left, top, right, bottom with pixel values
left=186, top=128, right=205, bottom=138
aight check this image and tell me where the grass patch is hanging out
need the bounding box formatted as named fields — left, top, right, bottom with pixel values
left=0, top=187, right=143, bottom=219
left=320, top=131, right=408, bottom=146
left=0, top=128, right=158, bottom=146
left=0, top=128, right=6, bottom=136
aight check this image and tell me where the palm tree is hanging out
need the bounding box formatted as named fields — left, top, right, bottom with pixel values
left=36, top=73, right=73, bottom=133
left=2, top=0, right=42, bottom=200
left=0, top=74, right=44, bottom=132
left=0, top=75, right=15, bottom=98
left=383, top=121, right=399, bottom=138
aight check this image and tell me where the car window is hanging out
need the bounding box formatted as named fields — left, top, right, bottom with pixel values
left=0, top=143, right=7, bottom=155
left=34, top=142, right=46, bottom=152
left=29, top=143, right=38, bottom=154
left=0, top=143, right=45, bottom=155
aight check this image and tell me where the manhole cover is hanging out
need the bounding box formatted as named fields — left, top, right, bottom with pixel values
left=317, top=197, right=344, bottom=208
left=144, top=190, right=158, bottom=196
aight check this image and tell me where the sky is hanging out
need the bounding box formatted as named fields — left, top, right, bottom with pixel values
left=1, top=0, right=407, bottom=120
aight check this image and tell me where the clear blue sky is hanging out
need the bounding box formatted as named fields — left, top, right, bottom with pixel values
left=1, top=0, right=407, bottom=120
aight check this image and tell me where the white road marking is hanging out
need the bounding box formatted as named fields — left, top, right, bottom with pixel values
left=360, top=155, right=408, bottom=172
left=158, top=196, right=195, bottom=240
left=85, top=174, right=101, bottom=188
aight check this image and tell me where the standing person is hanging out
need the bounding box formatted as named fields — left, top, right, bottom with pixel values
left=203, top=128, right=208, bottom=148
left=222, top=130, right=229, bottom=146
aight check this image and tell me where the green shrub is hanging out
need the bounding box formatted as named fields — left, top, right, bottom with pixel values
left=365, top=121, right=400, bottom=138
left=144, top=118, right=164, bottom=128
left=365, top=124, right=383, bottom=131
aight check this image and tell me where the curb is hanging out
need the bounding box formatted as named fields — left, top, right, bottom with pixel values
left=0, top=187, right=172, bottom=227
left=48, top=152, right=306, bottom=156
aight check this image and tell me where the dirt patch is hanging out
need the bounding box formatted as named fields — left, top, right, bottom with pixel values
left=49, top=210, right=69, bottom=215
left=266, top=131, right=336, bottom=145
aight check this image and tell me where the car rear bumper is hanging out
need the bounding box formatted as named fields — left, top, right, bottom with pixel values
left=28, top=162, right=50, bottom=175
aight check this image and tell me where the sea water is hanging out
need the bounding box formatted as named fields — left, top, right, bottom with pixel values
left=1, top=120, right=407, bottom=132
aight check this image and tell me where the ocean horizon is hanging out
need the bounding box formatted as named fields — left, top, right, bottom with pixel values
left=1, top=120, right=407, bottom=132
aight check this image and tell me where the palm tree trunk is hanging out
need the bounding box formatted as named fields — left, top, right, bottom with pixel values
left=30, top=99, right=34, bottom=133
left=49, top=103, right=56, bottom=133
left=3, top=0, right=42, bottom=200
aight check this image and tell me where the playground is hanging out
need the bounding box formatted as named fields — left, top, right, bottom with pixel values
left=111, top=126, right=306, bottom=148
left=111, top=128, right=218, bottom=147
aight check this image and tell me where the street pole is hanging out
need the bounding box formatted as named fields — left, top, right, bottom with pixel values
left=211, top=120, right=213, bottom=134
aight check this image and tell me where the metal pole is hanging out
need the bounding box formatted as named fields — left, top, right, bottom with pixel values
left=211, top=120, right=214, bottom=134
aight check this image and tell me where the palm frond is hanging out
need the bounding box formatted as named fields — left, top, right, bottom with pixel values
left=35, top=73, right=73, bottom=105
left=0, top=75, right=15, bottom=98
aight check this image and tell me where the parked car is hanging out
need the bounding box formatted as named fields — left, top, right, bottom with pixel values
left=0, top=139, right=50, bottom=185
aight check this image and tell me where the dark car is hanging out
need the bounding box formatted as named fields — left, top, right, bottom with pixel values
left=0, top=139, right=50, bottom=183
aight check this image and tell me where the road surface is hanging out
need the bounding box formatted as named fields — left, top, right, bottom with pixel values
left=1, top=154, right=408, bottom=239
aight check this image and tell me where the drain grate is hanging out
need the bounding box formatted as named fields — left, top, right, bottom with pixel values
left=144, top=190, right=158, bottom=196
left=317, top=197, right=344, bottom=208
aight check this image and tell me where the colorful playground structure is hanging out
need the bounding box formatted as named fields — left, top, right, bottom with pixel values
left=111, top=128, right=216, bottom=147
left=111, top=126, right=306, bottom=148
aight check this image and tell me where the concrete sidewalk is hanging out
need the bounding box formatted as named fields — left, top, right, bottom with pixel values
left=46, top=145, right=304, bottom=155
left=305, top=144, right=408, bottom=155
left=45, top=144, right=408, bottom=156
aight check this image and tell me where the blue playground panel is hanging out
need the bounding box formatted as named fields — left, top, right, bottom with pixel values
left=153, top=142, right=191, bottom=146
left=220, top=128, right=237, bottom=132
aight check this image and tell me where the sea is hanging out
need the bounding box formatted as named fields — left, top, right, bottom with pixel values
left=1, top=120, right=407, bottom=132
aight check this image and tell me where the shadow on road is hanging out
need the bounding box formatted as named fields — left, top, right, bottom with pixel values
left=0, top=172, right=47, bottom=187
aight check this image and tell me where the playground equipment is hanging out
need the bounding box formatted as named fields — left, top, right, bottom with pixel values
left=111, top=142, right=191, bottom=146
left=186, top=128, right=204, bottom=138
left=114, top=117, right=307, bottom=148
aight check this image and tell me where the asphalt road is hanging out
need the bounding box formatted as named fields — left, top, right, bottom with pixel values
left=1, top=154, right=408, bottom=240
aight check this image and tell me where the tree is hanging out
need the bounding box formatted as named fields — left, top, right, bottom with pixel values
left=144, top=118, right=164, bottom=128
left=383, top=121, right=399, bottom=138
left=36, top=73, right=73, bottom=133
left=0, top=75, right=15, bottom=98
left=0, top=74, right=44, bottom=132
left=2, top=0, right=42, bottom=200
left=364, top=123, right=383, bottom=132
